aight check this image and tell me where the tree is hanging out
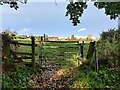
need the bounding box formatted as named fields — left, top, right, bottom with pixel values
left=0, top=0, right=27, bottom=10
left=2, top=29, right=18, bottom=39
left=86, top=34, right=92, bottom=41
left=94, top=2, right=120, bottom=29
left=66, top=2, right=87, bottom=26
left=66, top=1, right=120, bottom=28
left=100, top=28, right=120, bottom=43
left=66, top=37, right=71, bottom=41
left=78, top=37, right=82, bottom=41
left=2, top=29, right=17, bottom=36
left=17, top=35, right=27, bottom=39
left=71, top=34, right=77, bottom=40
left=95, top=37, right=99, bottom=41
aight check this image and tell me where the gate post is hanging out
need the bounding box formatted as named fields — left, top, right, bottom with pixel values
left=94, top=42, right=98, bottom=72
left=39, top=36, right=43, bottom=67
left=80, top=41, right=84, bottom=62
left=43, top=34, right=46, bottom=42
left=31, top=36, right=35, bottom=68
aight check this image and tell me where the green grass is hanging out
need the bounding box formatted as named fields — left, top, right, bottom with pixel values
left=13, top=40, right=90, bottom=69
left=63, top=64, right=120, bottom=88
left=40, top=42, right=90, bottom=71
left=15, top=40, right=89, bottom=66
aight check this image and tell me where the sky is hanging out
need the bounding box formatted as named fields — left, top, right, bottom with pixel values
left=0, top=1, right=118, bottom=38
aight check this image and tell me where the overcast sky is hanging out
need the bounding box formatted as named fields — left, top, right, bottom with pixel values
left=0, top=1, right=118, bottom=38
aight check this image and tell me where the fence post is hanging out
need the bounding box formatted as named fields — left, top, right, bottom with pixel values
left=39, top=36, right=43, bottom=68
left=94, top=42, right=98, bottom=72
left=31, top=36, right=35, bottom=68
left=80, top=41, right=84, bottom=62
left=5, top=41, right=11, bottom=64
left=43, top=34, right=46, bottom=42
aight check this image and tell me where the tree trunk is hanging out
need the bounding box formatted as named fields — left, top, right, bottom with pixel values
left=118, top=14, right=120, bottom=29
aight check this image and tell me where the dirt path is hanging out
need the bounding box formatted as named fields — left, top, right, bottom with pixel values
left=33, top=61, right=76, bottom=88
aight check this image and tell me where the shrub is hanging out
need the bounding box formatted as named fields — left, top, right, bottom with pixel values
left=1, top=31, right=19, bottom=64
left=98, top=29, right=120, bottom=68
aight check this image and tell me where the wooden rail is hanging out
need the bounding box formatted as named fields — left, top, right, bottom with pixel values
left=11, top=41, right=37, bottom=46
left=14, top=52, right=37, bottom=55
left=45, top=41, right=79, bottom=43
left=10, top=37, right=36, bottom=68
left=43, top=46, right=79, bottom=48
left=14, top=56, right=32, bottom=60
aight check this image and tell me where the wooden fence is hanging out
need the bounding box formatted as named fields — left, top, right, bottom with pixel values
left=5, top=35, right=98, bottom=71
left=38, top=37, right=81, bottom=68
left=10, top=36, right=37, bottom=68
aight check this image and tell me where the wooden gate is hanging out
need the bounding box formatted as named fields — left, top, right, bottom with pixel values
left=39, top=41, right=80, bottom=68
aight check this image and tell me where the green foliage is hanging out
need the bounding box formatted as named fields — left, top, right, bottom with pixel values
left=64, top=65, right=120, bottom=88
left=1, top=31, right=19, bottom=64
left=2, top=65, right=37, bottom=88
left=94, top=2, right=120, bottom=20
left=2, top=33, right=12, bottom=63
left=100, top=28, right=120, bottom=42
left=71, top=34, right=77, bottom=41
left=2, top=32, right=12, bottom=47
left=0, top=0, right=27, bottom=10
left=98, top=29, right=120, bottom=68
left=66, top=2, right=120, bottom=26
left=66, top=2, right=87, bottom=26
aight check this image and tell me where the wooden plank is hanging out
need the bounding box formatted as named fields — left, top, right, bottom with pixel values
left=76, top=43, right=81, bottom=45
left=43, top=51, right=78, bottom=54
left=43, top=46, right=59, bottom=48
left=58, top=46, right=78, bottom=48
left=14, top=56, right=32, bottom=59
left=11, top=41, right=37, bottom=46
left=14, top=52, right=37, bottom=55
left=43, top=46, right=78, bottom=48
left=67, top=46, right=79, bottom=48
left=45, top=41, right=79, bottom=43
left=64, top=52, right=77, bottom=54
